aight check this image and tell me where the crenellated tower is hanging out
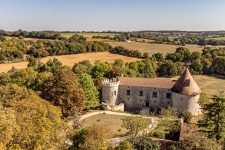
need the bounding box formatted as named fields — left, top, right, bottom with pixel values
left=102, top=78, right=124, bottom=111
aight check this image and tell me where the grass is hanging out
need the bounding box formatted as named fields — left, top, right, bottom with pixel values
left=206, top=36, right=225, bottom=41
left=80, top=114, right=128, bottom=138
left=0, top=52, right=141, bottom=73
left=106, top=41, right=224, bottom=56
left=193, top=75, right=225, bottom=96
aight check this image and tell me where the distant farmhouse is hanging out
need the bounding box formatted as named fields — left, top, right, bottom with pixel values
left=102, top=67, right=201, bottom=116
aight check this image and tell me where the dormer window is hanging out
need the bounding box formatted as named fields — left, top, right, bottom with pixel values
left=184, top=79, right=190, bottom=87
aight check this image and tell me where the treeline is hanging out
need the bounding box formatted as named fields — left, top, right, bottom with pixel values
left=0, top=38, right=33, bottom=63
left=0, top=29, right=61, bottom=39
left=124, top=31, right=225, bottom=46
left=0, top=34, right=111, bottom=63
left=27, top=35, right=111, bottom=57
left=110, top=46, right=225, bottom=77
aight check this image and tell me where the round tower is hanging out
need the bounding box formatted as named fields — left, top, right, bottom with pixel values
left=172, top=67, right=201, bottom=116
left=102, top=78, right=120, bottom=109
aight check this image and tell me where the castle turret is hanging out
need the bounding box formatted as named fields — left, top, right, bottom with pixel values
left=102, top=78, right=122, bottom=110
left=172, top=67, right=201, bottom=115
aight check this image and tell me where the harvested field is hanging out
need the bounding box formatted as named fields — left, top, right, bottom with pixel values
left=61, top=32, right=117, bottom=38
left=106, top=41, right=224, bottom=56
left=0, top=52, right=141, bottom=73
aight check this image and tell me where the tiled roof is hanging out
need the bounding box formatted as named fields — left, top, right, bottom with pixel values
left=172, top=68, right=201, bottom=96
left=118, top=77, right=175, bottom=89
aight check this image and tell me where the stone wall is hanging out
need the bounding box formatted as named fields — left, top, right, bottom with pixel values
left=118, top=85, right=173, bottom=111
left=172, top=93, right=201, bottom=116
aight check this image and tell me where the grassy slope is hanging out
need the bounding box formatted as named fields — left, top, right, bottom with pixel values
left=80, top=114, right=128, bottom=138
left=193, top=75, right=225, bottom=96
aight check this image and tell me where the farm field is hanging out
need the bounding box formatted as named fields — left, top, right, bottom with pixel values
left=61, top=32, right=117, bottom=38
left=80, top=114, right=128, bottom=138
left=106, top=41, right=224, bottom=56
left=0, top=52, right=141, bottom=73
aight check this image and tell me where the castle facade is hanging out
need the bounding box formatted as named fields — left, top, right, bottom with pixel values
left=101, top=68, right=201, bottom=116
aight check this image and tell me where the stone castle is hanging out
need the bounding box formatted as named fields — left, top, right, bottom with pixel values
left=101, top=67, right=201, bottom=116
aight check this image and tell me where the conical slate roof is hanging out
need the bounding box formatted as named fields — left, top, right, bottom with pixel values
left=172, top=67, right=201, bottom=96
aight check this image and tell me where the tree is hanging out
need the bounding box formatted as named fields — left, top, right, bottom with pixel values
left=157, top=60, right=179, bottom=77
left=91, top=61, right=111, bottom=78
left=71, top=125, right=109, bottom=150
left=122, top=116, right=150, bottom=142
left=212, top=56, right=225, bottom=76
left=43, top=69, right=86, bottom=117
left=72, top=60, right=93, bottom=75
left=141, top=59, right=157, bottom=78
left=39, top=58, right=63, bottom=73
left=27, top=56, right=38, bottom=69
left=152, top=52, right=164, bottom=61
left=0, top=84, right=65, bottom=149
left=160, top=107, right=177, bottom=118
left=182, top=111, right=192, bottom=123
left=79, top=73, right=100, bottom=109
left=110, top=59, right=126, bottom=77
left=198, top=39, right=207, bottom=47
left=116, top=141, right=134, bottom=150
left=199, top=95, right=225, bottom=141
left=190, top=59, right=203, bottom=75
left=0, top=35, right=6, bottom=41
left=175, top=47, right=191, bottom=62
left=134, top=137, right=160, bottom=150
left=4, top=67, right=38, bottom=88
left=143, top=52, right=149, bottom=59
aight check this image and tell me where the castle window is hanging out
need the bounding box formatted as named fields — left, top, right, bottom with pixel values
left=139, top=90, right=144, bottom=96
left=126, top=90, right=130, bottom=95
left=146, top=102, right=149, bottom=107
left=184, top=79, right=190, bottom=87
left=113, top=91, right=117, bottom=96
left=166, top=93, right=172, bottom=99
left=152, top=91, right=158, bottom=98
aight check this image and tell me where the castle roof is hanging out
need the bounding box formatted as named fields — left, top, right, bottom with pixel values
left=171, top=68, right=201, bottom=96
left=118, top=77, right=175, bottom=89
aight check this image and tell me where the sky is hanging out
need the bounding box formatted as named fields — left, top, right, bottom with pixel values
left=0, top=0, right=225, bottom=31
